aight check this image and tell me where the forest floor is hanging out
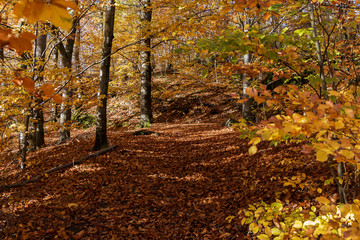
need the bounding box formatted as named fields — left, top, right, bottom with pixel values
left=0, top=77, right=336, bottom=239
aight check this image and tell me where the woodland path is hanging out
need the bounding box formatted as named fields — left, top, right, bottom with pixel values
left=1, top=122, right=328, bottom=239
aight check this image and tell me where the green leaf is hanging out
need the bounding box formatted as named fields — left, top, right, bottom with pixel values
left=281, top=27, right=289, bottom=34
left=268, top=3, right=283, bottom=12
left=231, top=56, right=238, bottom=64
left=325, top=77, right=338, bottom=84
left=202, top=68, right=209, bottom=78
left=266, top=51, right=279, bottom=61
left=174, top=48, right=183, bottom=54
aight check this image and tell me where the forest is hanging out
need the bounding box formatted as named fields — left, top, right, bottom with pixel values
left=1, top=0, right=360, bottom=239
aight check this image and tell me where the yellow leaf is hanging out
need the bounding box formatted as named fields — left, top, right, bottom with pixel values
left=334, top=120, right=344, bottom=129
left=13, top=0, right=45, bottom=23
left=225, top=215, right=235, bottom=223
left=271, top=227, right=281, bottom=235
left=42, top=4, right=73, bottom=32
left=339, top=178, right=343, bottom=185
left=283, top=182, right=294, bottom=187
left=293, top=220, right=302, bottom=228
left=257, top=234, right=270, bottom=240
left=14, top=0, right=76, bottom=32
left=317, top=188, right=322, bottom=193
left=68, top=203, right=79, bottom=208
left=249, top=137, right=261, bottom=145
left=249, top=145, right=258, bottom=156
left=328, top=91, right=341, bottom=97
left=315, top=196, right=330, bottom=205
left=278, top=34, right=284, bottom=42
left=316, top=150, right=328, bottom=162
left=339, top=150, right=355, bottom=159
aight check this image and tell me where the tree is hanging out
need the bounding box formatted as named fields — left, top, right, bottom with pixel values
left=31, top=22, right=47, bottom=149
left=93, top=0, right=116, bottom=151
left=57, top=22, right=78, bottom=143
left=139, top=0, right=153, bottom=126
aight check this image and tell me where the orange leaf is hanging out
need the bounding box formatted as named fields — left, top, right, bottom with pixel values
left=52, top=0, right=78, bottom=10
left=254, top=95, right=265, bottom=104
left=8, top=34, right=34, bottom=54
left=12, top=78, right=23, bottom=87
left=22, top=77, right=35, bottom=92
left=345, top=108, right=354, bottom=118
left=20, top=32, right=37, bottom=41
left=248, top=0, right=257, bottom=8
left=40, top=83, right=56, bottom=97
left=52, top=94, right=63, bottom=104
left=245, top=87, right=258, bottom=97
left=0, top=29, right=11, bottom=42
left=263, top=12, right=271, bottom=20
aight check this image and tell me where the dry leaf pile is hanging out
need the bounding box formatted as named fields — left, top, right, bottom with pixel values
left=0, top=121, right=333, bottom=239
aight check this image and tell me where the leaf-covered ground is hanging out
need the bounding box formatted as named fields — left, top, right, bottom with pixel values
left=0, top=80, right=336, bottom=239
left=1, top=122, right=335, bottom=239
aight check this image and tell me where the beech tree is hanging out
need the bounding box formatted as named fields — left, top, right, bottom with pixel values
left=93, top=0, right=116, bottom=151
left=139, top=0, right=153, bottom=126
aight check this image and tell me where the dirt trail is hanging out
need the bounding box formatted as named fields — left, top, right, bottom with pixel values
left=1, top=122, right=328, bottom=239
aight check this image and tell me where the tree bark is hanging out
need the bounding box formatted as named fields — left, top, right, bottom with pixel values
left=139, top=0, right=153, bottom=126
left=58, top=22, right=77, bottom=143
left=33, top=27, right=47, bottom=148
left=310, top=3, right=327, bottom=99
left=93, top=0, right=115, bottom=151
left=242, top=53, right=254, bottom=122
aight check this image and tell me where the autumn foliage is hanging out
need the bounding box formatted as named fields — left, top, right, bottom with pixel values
left=2, top=0, right=360, bottom=239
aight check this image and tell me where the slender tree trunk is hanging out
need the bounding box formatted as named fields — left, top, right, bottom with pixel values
left=93, top=0, right=115, bottom=151
left=33, top=25, right=47, bottom=148
left=58, top=22, right=77, bottom=143
left=242, top=53, right=253, bottom=121
left=19, top=114, right=30, bottom=169
left=310, top=3, right=327, bottom=99
left=139, top=0, right=153, bottom=126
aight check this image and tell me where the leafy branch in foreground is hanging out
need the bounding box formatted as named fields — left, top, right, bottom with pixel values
left=240, top=197, right=360, bottom=239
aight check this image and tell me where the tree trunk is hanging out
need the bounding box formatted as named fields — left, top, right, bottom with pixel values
left=139, top=0, right=153, bottom=126
left=242, top=52, right=253, bottom=121
left=310, top=3, right=327, bottom=99
left=58, top=22, right=77, bottom=143
left=32, top=26, right=47, bottom=148
left=92, top=0, right=115, bottom=151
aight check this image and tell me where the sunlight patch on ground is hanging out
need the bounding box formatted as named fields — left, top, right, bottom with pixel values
left=148, top=172, right=207, bottom=181
left=67, top=164, right=104, bottom=173
left=199, top=196, right=219, bottom=205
